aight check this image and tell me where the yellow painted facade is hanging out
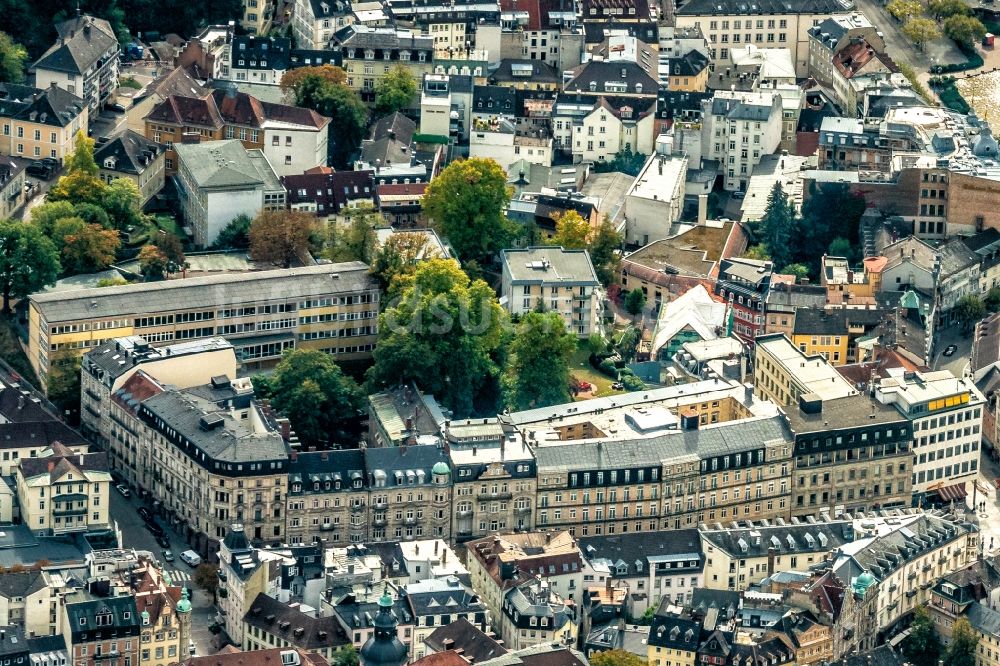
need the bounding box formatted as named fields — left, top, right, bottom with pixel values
left=668, top=68, right=708, bottom=92
left=790, top=333, right=849, bottom=366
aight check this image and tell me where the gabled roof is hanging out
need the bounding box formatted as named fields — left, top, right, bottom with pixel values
left=95, top=130, right=163, bottom=176
left=425, top=618, right=507, bottom=662
left=34, top=15, right=118, bottom=75
left=0, top=83, right=85, bottom=128
left=667, top=49, right=710, bottom=77
left=283, top=170, right=375, bottom=214
left=564, top=60, right=658, bottom=94
left=137, top=65, right=208, bottom=104
left=833, top=40, right=896, bottom=79
left=244, top=592, right=351, bottom=649
left=19, top=445, right=110, bottom=485
left=650, top=284, right=726, bottom=356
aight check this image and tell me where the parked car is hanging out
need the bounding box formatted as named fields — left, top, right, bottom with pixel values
left=162, top=550, right=175, bottom=562
left=144, top=521, right=165, bottom=538
left=732, top=190, right=746, bottom=200
left=105, top=102, right=126, bottom=113
left=944, top=344, right=958, bottom=357
left=189, top=640, right=197, bottom=656
left=25, top=163, right=52, bottom=179
left=180, top=550, right=202, bottom=567
left=40, top=157, right=59, bottom=167
left=156, top=534, right=170, bottom=549
left=137, top=506, right=154, bottom=522
left=115, top=483, right=130, bottom=498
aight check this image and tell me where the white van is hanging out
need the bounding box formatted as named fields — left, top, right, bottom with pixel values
left=180, top=550, right=202, bottom=567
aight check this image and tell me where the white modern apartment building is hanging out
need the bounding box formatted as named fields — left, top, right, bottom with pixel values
left=875, top=369, right=985, bottom=494
left=500, top=247, right=602, bottom=337
left=701, top=90, right=784, bottom=191
left=292, top=0, right=354, bottom=49
left=623, top=151, right=687, bottom=246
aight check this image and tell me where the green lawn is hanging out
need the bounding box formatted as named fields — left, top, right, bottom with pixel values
left=569, top=348, right=625, bottom=399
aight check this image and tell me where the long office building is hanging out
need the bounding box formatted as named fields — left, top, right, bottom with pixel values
left=27, top=262, right=379, bottom=383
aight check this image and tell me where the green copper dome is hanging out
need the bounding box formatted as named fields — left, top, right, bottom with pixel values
left=432, top=461, right=450, bottom=476
left=177, top=587, right=192, bottom=613
left=853, top=571, right=875, bottom=596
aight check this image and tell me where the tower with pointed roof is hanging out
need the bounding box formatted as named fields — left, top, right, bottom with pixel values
left=177, top=587, right=192, bottom=658
left=360, top=587, right=407, bottom=666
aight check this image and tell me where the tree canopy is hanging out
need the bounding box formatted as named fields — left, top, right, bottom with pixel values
left=887, top=0, right=922, bottom=21
left=954, top=294, right=987, bottom=329
left=374, top=66, right=417, bottom=116
left=943, top=14, right=987, bottom=48
left=903, top=18, right=942, bottom=49
left=0, top=31, right=26, bottom=83
left=423, top=158, right=516, bottom=265
left=280, top=65, right=348, bottom=105
left=249, top=210, right=317, bottom=268
left=757, top=182, right=795, bottom=270
left=903, top=606, right=941, bottom=666
left=0, top=220, right=60, bottom=312
left=589, top=217, right=623, bottom=286
left=137, top=244, right=169, bottom=281
left=281, top=69, right=367, bottom=168
left=265, top=349, right=364, bottom=446
left=589, top=650, right=649, bottom=666
left=546, top=211, right=590, bottom=249
left=214, top=214, right=252, bottom=250
left=370, top=230, right=432, bottom=299
left=325, top=206, right=378, bottom=264
left=53, top=219, right=120, bottom=274
left=624, top=288, right=646, bottom=318
left=503, top=311, right=577, bottom=411
left=367, top=259, right=505, bottom=417
left=948, top=617, right=980, bottom=666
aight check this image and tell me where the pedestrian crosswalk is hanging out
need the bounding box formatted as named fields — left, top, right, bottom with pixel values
left=165, top=569, right=191, bottom=584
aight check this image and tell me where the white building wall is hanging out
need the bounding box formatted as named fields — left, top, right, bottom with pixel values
left=206, top=188, right=264, bottom=247
left=262, top=126, right=329, bottom=177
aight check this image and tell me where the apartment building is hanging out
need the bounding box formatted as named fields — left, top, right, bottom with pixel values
left=701, top=91, right=784, bottom=192
left=144, top=88, right=330, bottom=178
left=533, top=413, right=794, bottom=537
left=332, top=26, right=434, bottom=97
left=404, top=577, right=490, bottom=660
left=874, top=370, right=985, bottom=494
left=15, top=443, right=110, bottom=536
left=133, top=560, right=191, bottom=666
left=499, top=578, right=577, bottom=650
left=62, top=591, right=141, bottom=666
left=364, top=445, right=453, bottom=543
left=807, top=14, right=884, bottom=87
left=551, top=95, right=656, bottom=164
left=285, top=450, right=368, bottom=546
left=450, top=436, right=536, bottom=541
left=466, top=531, right=586, bottom=624
left=716, top=258, right=774, bottom=344
left=27, top=262, right=380, bottom=381
left=117, top=375, right=290, bottom=555
left=579, top=530, right=704, bottom=614
left=79, top=336, right=237, bottom=445
left=789, top=307, right=883, bottom=366
left=0, top=83, right=87, bottom=162
left=784, top=393, right=913, bottom=518
left=292, top=0, right=354, bottom=49
left=0, top=157, right=24, bottom=219
left=754, top=334, right=858, bottom=407
left=832, top=512, right=977, bottom=639
left=623, top=152, right=688, bottom=246
left=675, top=0, right=852, bottom=77
left=33, top=15, right=119, bottom=114
left=93, top=131, right=166, bottom=206
left=243, top=592, right=352, bottom=661
left=500, top=247, right=602, bottom=337
left=497, top=0, right=584, bottom=72
left=469, top=117, right=553, bottom=168
left=174, top=140, right=285, bottom=248
left=701, top=520, right=853, bottom=591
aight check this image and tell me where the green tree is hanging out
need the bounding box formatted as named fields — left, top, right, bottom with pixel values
left=0, top=220, right=60, bottom=313
left=0, top=31, right=26, bottom=84
left=954, top=294, right=987, bottom=329
left=948, top=617, right=980, bottom=666
left=267, top=349, right=363, bottom=446
left=72, top=202, right=112, bottom=229
left=943, top=14, right=987, bottom=48
left=828, top=236, right=853, bottom=259
left=903, top=606, right=942, bottom=666
left=887, top=0, right=922, bottom=21
left=46, top=351, right=80, bottom=421
left=55, top=219, right=121, bottom=274
left=624, top=288, right=646, bottom=318
left=29, top=201, right=77, bottom=236
left=374, top=65, right=417, bottom=116
left=48, top=131, right=106, bottom=205
left=794, top=184, right=867, bottom=277
left=100, top=179, right=143, bottom=232
left=279, top=65, right=347, bottom=105
left=137, top=244, right=169, bottom=281
left=780, top=263, right=809, bottom=281
left=214, top=214, right=252, bottom=249
left=370, top=230, right=431, bottom=297
left=546, top=210, right=590, bottom=249
left=502, top=311, right=577, bottom=411
left=928, top=0, right=970, bottom=17
left=634, top=606, right=657, bottom=626
left=589, top=217, right=623, bottom=286
left=326, top=206, right=379, bottom=264
left=297, top=80, right=368, bottom=168
left=903, top=18, right=942, bottom=50
left=590, top=649, right=649, bottom=666
left=249, top=210, right=317, bottom=268
left=423, top=158, right=515, bottom=265
left=744, top=245, right=771, bottom=260
left=154, top=232, right=185, bottom=271
left=192, top=564, right=219, bottom=602
left=758, top=182, right=795, bottom=270
left=367, top=259, right=505, bottom=417
left=985, top=287, right=1000, bottom=312
left=331, top=646, right=360, bottom=666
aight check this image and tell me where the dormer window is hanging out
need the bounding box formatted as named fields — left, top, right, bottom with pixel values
left=348, top=49, right=356, bottom=59
left=400, top=51, right=411, bottom=61
left=418, top=52, right=427, bottom=62
left=635, top=83, right=643, bottom=94
left=383, top=51, right=391, bottom=60
left=589, top=81, right=597, bottom=92
left=365, top=50, right=375, bottom=60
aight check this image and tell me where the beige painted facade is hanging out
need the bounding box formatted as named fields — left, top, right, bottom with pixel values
left=15, top=449, right=111, bottom=535
left=0, top=107, right=88, bottom=162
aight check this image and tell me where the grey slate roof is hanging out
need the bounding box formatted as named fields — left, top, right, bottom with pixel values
left=174, top=139, right=265, bottom=189
left=842, top=645, right=907, bottom=666
left=968, top=602, right=1000, bottom=638
left=0, top=570, right=47, bottom=600
left=424, top=618, right=507, bottom=662
left=701, top=520, right=853, bottom=558
left=245, top=592, right=351, bottom=648
left=533, top=415, right=793, bottom=472
left=288, top=450, right=365, bottom=493
left=563, top=61, right=658, bottom=94
left=95, top=130, right=163, bottom=176
left=711, top=96, right=774, bottom=122
left=139, top=384, right=288, bottom=465
left=676, top=0, right=852, bottom=15
left=34, top=15, right=118, bottom=75
left=363, top=444, right=450, bottom=487
left=231, top=35, right=291, bottom=71
left=0, top=83, right=85, bottom=128
left=30, top=262, right=375, bottom=324
left=580, top=530, right=704, bottom=578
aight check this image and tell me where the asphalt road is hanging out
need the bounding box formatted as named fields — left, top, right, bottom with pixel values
left=933, top=323, right=974, bottom=378
left=110, top=486, right=220, bottom=655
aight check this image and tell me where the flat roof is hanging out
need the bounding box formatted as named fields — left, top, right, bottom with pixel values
left=30, top=262, right=375, bottom=323
left=756, top=335, right=858, bottom=400
left=501, top=246, right=600, bottom=285
left=627, top=154, right=687, bottom=202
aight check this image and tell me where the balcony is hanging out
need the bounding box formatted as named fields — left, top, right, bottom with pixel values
left=320, top=524, right=336, bottom=531
left=374, top=501, right=388, bottom=510
left=350, top=503, right=366, bottom=513
left=923, top=563, right=932, bottom=573
left=515, top=506, right=531, bottom=514
left=53, top=505, right=87, bottom=517
left=373, top=518, right=387, bottom=527
left=907, top=572, right=917, bottom=580
left=477, top=492, right=513, bottom=501
left=457, top=510, right=473, bottom=518
left=404, top=516, right=417, bottom=525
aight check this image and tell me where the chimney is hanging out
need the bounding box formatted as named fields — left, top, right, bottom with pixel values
left=680, top=409, right=699, bottom=430
left=47, top=461, right=55, bottom=473
left=697, top=194, right=708, bottom=226
left=767, top=546, right=776, bottom=575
